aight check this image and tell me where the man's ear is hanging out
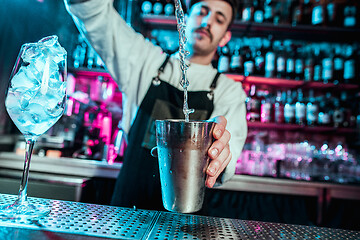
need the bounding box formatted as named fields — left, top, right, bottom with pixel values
left=219, top=31, right=231, bottom=47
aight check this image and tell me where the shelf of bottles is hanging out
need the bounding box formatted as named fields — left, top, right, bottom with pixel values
left=141, top=0, right=360, bottom=42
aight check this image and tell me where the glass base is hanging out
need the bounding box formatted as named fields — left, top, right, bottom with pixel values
left=0, top=201, right=50, bottom=220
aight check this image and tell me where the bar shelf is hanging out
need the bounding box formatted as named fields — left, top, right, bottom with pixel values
left=142, top=15, right=360, bottom=43
left=248, top=122, right=356, bottom=134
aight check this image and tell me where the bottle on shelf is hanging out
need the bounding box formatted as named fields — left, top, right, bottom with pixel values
left=306, top=89, right=319, bottom=126
left=263, top=0, right=275, bottom=23
left=274, top=90, right=285, bottom=124
left=141, top=0, right=153, bottom=15
left=302, top=0, right=313, bottom=25
left=243, top=41, right=255, bottom=77
left=242, top=0, right=254, bottom=22
left=295, top=88, right=306, bottom=125
left=217, top=45, right=230, bottom=73
left=152, top=0, right=163, bottom=15
left=343, top=0, right=357, bottom=28
left=333, top=44, right=344, bottom=85
left=246, top=85, right=261, bottom=122
left=253, top=0, right=264, bottom=23
left=343, top=44, right=356, bottom=84
left=321, top=45, right=334, bottom=84
left=284, top=89, right=296, bottom=124
left=291, top=0, right=303, bottom=26
left=260, top=90, right=272, bottom=123
left=313, top=45, right=323, bottom=82
left=275, top=41, right=287, bottom=79
left=332, top=98, right=345, bottom=128
left=254, top=38, right=266, bottom=76
left=264, top=37, right=276, bottom=78
left=311, top=0, right=325, bottom=26
left=326, top=0, right=341, bottom=27
left=318, top=92, right=333, bottom=127
left=303, top=44, right=314, bottom=82
left=163, top=0, right=174, bottom=16
left=229, top=40, right=244, bottom=74
left=294, top=45, right=305, bottom=80
left=285, top=41, right=296, bottom=80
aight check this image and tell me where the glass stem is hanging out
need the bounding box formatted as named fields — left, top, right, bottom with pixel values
left=17, top=139, right=36, bottom=205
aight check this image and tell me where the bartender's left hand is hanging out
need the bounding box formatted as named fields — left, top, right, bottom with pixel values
left=206, top=116, right=231, bottom=188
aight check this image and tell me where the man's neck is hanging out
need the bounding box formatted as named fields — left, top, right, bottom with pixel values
left=189, top=53, right=214, bottom=65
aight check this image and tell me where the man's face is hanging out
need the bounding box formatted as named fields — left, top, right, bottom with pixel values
left=185, top=0, right=232, bottom=57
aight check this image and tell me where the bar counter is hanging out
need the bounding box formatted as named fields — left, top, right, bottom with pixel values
left=0, top=194, right=359, bottom=240
left=1, top=152, right=359, bottom=201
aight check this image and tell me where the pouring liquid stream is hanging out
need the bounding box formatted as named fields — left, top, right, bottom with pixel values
left=174, top=0, right=194, bottom=122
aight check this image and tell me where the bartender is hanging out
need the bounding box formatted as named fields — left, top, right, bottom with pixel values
left=65, top=0, right=247, bottom=211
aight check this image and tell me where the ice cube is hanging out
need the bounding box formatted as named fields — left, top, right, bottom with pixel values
left=26, top=102, right=48, bottom=124
left=10, top=66, right=40, bottom=90
left=44, top=81, right=66, bottom=110
left=39, top=35, right=67, bottom=64
left=21, top=43, right=43, bottom=63
left=20, top=89, right=39, bottom=110
left=5, top=91, right=21, bottom=112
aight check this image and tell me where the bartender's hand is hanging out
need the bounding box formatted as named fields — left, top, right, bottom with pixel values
left=206, top=116, right=231, bottom=188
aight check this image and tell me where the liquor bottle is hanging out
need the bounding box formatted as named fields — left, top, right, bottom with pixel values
left=294, top=46, right=305, bottom=80
left=274, top=90, right=285, bottom=124
left=263, top=0, right=274, bottom=23
left=326, top=0, right=340, bottom=27
left=343, top=0, right=357, bottom=28
left=261, top=90, right=272, bottom=123
left=242, top=0, right=254, bottom=22
left=321, top=46, right=334, bottom=84
left=343, top=44, right=356, bottom=84
left=217, top=45, right=230, bottom=73
left=340, top=91, right=355, bottom=128
left=291, top=0, right=303, bottom=26
left=332, top=98, right=344, bottom=128
left=253, top=0, right=264, bottom=23
left=164, top=0, right=174, bottom=16
left=311, top=0, right=325, bottom=26
left=333, top=44, right=344, bottom=85
left=318, top=92, right=333, bottom=127
left=141, top=0, right=153, bottom=15
left=265, top=37, right=276, bottom=78
left=313, top=45, right=322, bottom=82
left=246, top=85, right=261, bottom=122
left=243, top=43, right=255, bottom=77
left=275, top=41, right=287, bottom=79
left=306, top=89, right=319, bottom=126
left=295, top=89, right=306, bottom=125
left=230, top=41, right=244, bottom=74
left=285, top=42, right=296, bottom=80
left=303, top=44, right=314, bottom=82
left=152, top=0, right=163, bottom=15
left=254, top=38, right=265, bottom=76
left=303, top=0, right=313, bottom=25
left=284, top=90, right=296, bottom=124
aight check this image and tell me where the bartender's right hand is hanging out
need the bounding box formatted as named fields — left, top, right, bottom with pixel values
left=205, top=116, right=231, bottom=188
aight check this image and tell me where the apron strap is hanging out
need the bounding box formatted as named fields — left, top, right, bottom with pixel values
left=210, top=72, right=221, bottom=89
left=207, top=72, right=220, bottom=100
left=159, top=54, right=171, bottom=73
left=152, top=54, right=171, bottom=86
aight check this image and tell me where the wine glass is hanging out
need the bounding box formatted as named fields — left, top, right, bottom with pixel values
left=0, top=35, right=67, bottom=219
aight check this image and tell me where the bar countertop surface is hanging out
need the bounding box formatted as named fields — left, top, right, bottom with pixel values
left=1, top=152, right=360, bottom=201
left=0, top=194, right=359, bottom=240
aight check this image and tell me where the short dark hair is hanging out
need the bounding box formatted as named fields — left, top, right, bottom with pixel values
left=188, top=0, right=238, bottom=28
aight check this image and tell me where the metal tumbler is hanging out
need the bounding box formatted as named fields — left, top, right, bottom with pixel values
left=154, top=119, right=215, bottom=213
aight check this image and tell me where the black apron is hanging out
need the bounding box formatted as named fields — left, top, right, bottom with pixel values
left=111, top=56, right=220, bottom=211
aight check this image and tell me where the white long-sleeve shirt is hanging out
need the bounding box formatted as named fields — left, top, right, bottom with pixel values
left=65, top=0, right=247, bottom=183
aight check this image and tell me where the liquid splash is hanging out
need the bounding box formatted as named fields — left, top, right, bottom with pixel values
left=174, top=0, right=194, bottom=122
